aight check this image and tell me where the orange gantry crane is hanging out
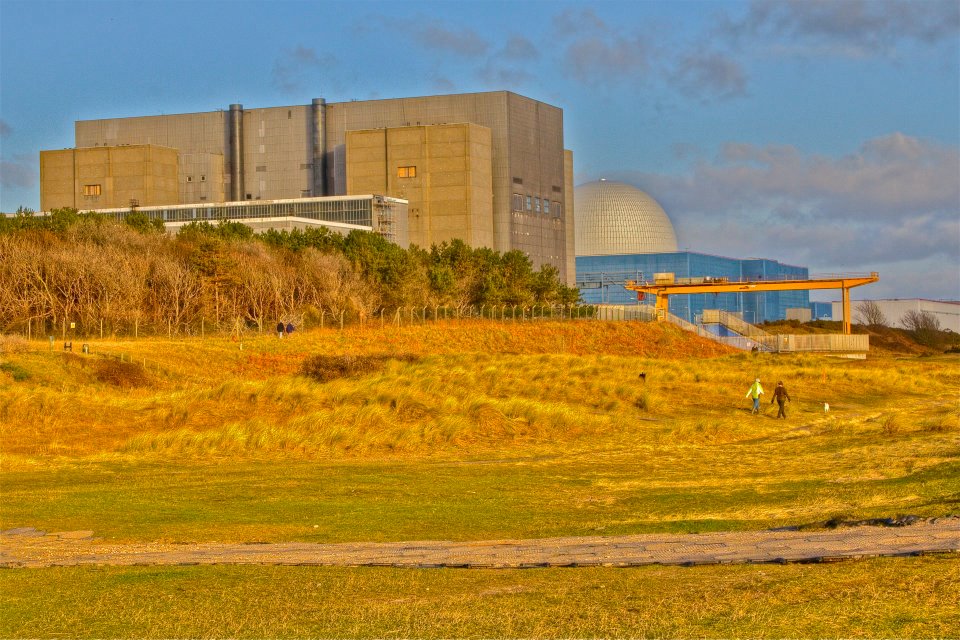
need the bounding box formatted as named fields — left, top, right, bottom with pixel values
left=624, top=272, right=879, bottom=335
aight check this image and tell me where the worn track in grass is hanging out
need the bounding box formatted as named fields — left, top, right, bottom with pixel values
left=2, top=518, right=956, bottom=569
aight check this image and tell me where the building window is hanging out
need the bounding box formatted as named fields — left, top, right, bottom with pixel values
left=186, top=176, right=193, bottom=183
left=525, top=196, right=532, bottom=211
left=398, top=166, right=417, bottom=178
left=535, top=197, right=541, bottom=213
left=83, top=184, right=101, bottom=196
left=200, top=175, right=206, bottom=182
left=554, top=202, right=562, bottom=218
left=512, top=193, right=523, bottom=211
left=543, top=200, right=550, bottom=214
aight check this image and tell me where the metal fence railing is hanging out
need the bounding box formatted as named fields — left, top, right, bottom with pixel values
left=700, top=310, right=772, bottom=338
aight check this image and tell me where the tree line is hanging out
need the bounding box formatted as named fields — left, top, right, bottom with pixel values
left=0, top=208, right=579, bottom=337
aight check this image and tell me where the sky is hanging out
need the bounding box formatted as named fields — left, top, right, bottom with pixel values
left=1, top=0, right=958, bottom=301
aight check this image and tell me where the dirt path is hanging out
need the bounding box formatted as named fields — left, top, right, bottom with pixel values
left=2, top=518, right=956, bottom=569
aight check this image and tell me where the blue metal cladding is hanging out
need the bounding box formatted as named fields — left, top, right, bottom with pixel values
left=576, top=252, right=810, bottom=323
left=809, top=301, right=833, bottom=320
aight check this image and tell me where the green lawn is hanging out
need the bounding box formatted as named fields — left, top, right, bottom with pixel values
left=2, top=557, right=957, bottom=638
left=3, top=444, right=957, bottom=544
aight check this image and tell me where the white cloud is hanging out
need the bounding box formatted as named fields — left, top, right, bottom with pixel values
left=723, top=0, right=960, bottom=58
left=414, top=22, right=489, bottom=56
left=0, top=158, right=36, bottom=189
left=271, top=46, right=337, bottom=94
left=606, top=133, right=960, bottom=296
left=669, top=50, right=747, bottom=101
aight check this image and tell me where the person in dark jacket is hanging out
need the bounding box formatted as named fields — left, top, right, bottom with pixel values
left=771, top=381, right=791, bottom=418
left=276, top=321, right=285, bottom=339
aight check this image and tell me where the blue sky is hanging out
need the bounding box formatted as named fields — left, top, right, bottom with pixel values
left=1, top=0, right=958, bottom=300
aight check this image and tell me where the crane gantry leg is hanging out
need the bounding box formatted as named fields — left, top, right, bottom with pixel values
left=842, top=286, right=851, bottom=335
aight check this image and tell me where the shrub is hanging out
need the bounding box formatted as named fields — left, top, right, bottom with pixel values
left=0, top=334, right=29, bottom=354
left=95, top=359, right=151, bottom=388
left=301, top=353, right=419, bottom=383
left=0, top=361, right=30, bottom=381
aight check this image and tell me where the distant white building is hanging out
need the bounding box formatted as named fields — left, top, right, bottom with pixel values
left=832, top=299, right=960, bottom=332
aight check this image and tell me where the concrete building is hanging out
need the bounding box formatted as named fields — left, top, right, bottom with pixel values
left=345, top=123, right=493, bottom=249
left=574, top=180, right=809, bottom=324
left=45, top=91, right=573, bottom=282
left=837, top=299, right=960, bottom=333
left=40, top=144, right=179, bottom=211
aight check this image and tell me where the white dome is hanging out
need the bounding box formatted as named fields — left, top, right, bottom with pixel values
left=574, top=180, right=679, bottom=256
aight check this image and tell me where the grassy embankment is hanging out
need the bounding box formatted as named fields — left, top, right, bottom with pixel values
left=1, top=320, right=958, bottom=637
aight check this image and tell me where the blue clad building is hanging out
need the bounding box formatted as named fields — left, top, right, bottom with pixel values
left=574, top=180, right=809, bottom=325
left=576, top=251, right=809, bottom=324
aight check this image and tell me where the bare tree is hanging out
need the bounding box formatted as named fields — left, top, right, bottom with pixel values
left=855, top=300, right=888, bottom=327
left=901, top=310, right=942, bottom=346
left=901, top=310, right=940, bottom=332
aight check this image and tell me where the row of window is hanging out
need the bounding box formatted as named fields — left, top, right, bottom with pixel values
left=104, top=200, right=378, bottom=227
left=512, top=193, right=562, bottom=217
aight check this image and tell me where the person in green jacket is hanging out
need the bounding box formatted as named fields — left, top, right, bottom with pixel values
left=745, top=378, right=764, bottom=414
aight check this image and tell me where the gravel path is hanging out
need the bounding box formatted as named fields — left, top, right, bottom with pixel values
left=2, top=518, right=956, bottom=569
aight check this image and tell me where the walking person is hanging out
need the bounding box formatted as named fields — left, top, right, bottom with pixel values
left=771, top=381, right=791, bottom=419
left=745, top=378, right=764, bottom=414
left=276, top=321, right=285, bottom=339
left=285, top=322, right=295, bottom=337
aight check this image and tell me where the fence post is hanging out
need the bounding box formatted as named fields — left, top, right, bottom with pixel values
left=340, top=311, right=345, bottom=330
left=321, top=310, right=325, bottom=329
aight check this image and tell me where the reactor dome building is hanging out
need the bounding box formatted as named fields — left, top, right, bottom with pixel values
left=574, top=179, right=811, bottom=324
left=574, top=179, right=678, bottom=256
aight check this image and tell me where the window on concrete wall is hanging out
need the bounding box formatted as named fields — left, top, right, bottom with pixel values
left=535, top=197, right=541, bottom=213
left=543, top=200, right=550, bottom=214
left=526, top=196, right=532, bottom=211
left=513, top=193, right=523, bottom=211
left=398, top=166, right=417, bottom=178
left=83, top=184, right=101, bottom=196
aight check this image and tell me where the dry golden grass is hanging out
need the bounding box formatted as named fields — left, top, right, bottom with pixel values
left=1, top=320, right=957, bottom=464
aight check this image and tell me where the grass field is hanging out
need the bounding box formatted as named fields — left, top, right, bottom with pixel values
left=1, top=320, right=958, bottom=638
